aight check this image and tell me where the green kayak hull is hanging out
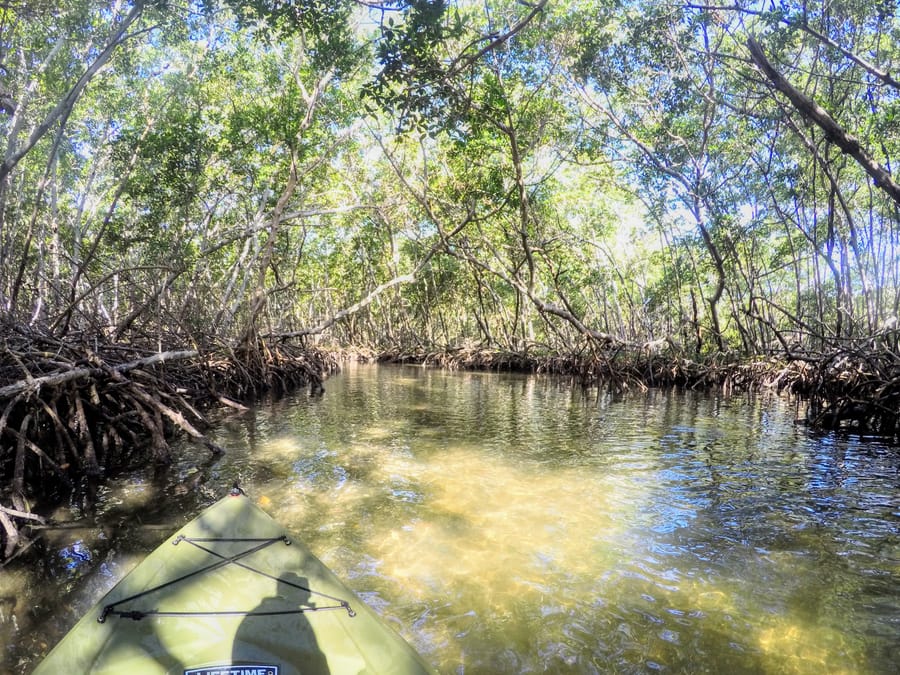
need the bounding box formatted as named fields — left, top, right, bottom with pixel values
left=34, top=494, right=435, bottom=675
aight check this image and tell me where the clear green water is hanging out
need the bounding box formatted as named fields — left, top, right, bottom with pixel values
left=4, top=364, right=899, bottom=673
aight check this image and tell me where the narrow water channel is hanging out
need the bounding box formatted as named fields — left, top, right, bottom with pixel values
left=4, top=364, right=899, bottom=673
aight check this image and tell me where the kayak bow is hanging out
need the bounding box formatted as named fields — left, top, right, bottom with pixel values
left=35, top=493, right=435, bottom=675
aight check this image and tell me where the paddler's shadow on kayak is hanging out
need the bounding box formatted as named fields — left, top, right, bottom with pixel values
left=233, top=572, right=331, bottom=675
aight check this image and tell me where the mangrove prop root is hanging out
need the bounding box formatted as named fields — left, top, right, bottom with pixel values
left=378, top=344, right=900, bottom=438
left=0, top=509, right=18, bottom=559
left=0, top=328, right=337, bottom=560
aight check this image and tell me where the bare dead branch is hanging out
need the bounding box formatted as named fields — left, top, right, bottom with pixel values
left=0, top=349, right=198, bottom=400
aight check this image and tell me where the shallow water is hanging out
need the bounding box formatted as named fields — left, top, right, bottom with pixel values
left=4, top=364, right=899, bottom=673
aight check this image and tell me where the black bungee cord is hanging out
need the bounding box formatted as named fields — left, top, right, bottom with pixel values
left=98, top=491, right=355, bottom=623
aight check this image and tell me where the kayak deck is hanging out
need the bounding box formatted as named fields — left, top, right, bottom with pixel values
left=35, top=494, right=434, bottom=675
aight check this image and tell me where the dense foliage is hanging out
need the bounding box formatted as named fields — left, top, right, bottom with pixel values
left=1, top=0, right=897, bottom=357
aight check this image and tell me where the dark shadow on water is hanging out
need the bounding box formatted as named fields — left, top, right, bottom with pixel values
left=233, top=572, right=330, bottom=675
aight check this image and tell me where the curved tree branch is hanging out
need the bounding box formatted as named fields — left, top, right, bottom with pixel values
left=747, top=36, right=900, bottom=207
left=686, top=4, right=900, bottom=91
left=0, top=2, right=149, bottom=182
